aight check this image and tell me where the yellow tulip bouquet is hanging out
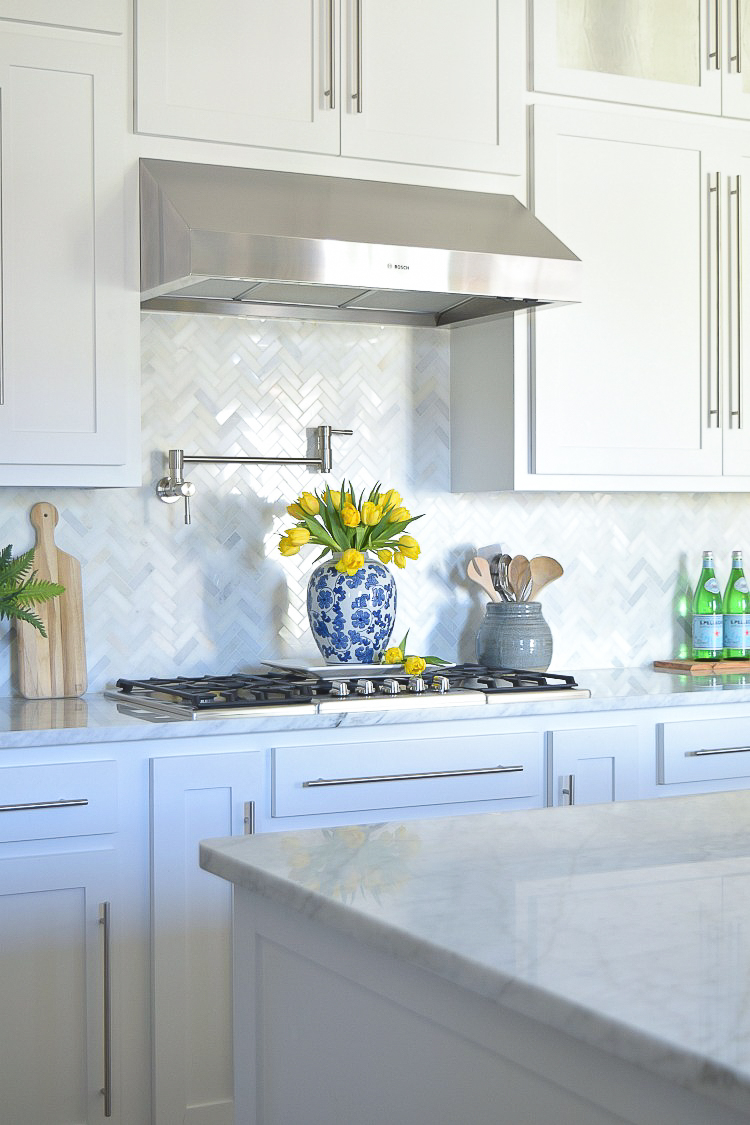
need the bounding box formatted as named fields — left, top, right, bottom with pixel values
left=279, top=481, right=423, bottom=577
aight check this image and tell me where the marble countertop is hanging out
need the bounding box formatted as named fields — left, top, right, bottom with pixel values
left=3, top=665, right=750, bottom=746
left=200, top=790, right=750, bottom=1118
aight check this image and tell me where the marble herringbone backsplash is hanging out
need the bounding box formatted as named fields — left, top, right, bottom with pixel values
left=0, top=311, right=745, bottom=695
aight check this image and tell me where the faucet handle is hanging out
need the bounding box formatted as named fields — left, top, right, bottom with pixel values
left=156, top=449, right=196, bottom=523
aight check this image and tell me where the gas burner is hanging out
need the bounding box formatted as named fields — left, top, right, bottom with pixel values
left=106, top=664, right=590, bottom=720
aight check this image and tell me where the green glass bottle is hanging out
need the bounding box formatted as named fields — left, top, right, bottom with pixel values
left=723, top=549, right=750, bottom=658
left=691, top=550, right=723, bottom=660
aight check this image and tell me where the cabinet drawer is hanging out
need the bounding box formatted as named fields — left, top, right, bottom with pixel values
left=272, top=733, right=541, bottom=817
left=0, top=760, right=117, bottom=842
left=658, top=718, right=750, bottom=785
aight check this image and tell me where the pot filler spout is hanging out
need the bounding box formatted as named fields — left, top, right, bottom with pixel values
left=139, top=159, right=581, bottom=329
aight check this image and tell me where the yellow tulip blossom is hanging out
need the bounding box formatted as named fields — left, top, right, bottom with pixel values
left=284, top=527, right=311, bottom=546
left=361, top=501, right=383, bottom=526
left=388, top=506, right=410, bottom=524
left=398, top=534, right=420, bottom=559
left=278, top=535, right=300, bottom=556
left=392, top=551, right=407, bottom=568
left=404, top=655, right=426, bottom=676
left=380, top=488, right=402, bottom=510
left=298, top=491, right=319, bottom=516
left=376, top=548, right=392, bottom=564
left=286, top=502, right=306, bottom=519
left=340, top=502, right=361, bottom=528
left=383, top=646, right=403, bottom=664
left=335, top=548, right=365, bottom=576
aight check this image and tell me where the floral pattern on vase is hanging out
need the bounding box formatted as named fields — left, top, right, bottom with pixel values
left=306, top=555, right=397, bottom=663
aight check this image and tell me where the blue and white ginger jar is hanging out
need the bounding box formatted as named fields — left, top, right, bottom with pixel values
left=306, top=555, right=397, bottom=664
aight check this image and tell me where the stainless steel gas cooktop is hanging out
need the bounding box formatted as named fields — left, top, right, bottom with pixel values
left=105, top=664, right=590, bottom=721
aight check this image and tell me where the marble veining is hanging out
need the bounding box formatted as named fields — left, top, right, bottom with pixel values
left=201, top=791, right=750, bottom=1118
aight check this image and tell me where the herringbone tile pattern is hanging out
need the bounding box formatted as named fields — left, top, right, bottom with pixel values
left=1, top=310, right=749, bottom=694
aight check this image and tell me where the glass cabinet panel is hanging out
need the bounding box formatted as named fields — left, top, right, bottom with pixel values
left=556, top=0, right=699, bottom=86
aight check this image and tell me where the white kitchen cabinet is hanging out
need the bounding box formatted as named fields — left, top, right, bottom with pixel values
left=0, top=25, right=140, bottom=487
left=0, top=760, right=118, bottom=1124
left=532, top=0, right=750, bottom=120
left=657, top=714, right=750, bottom=788
left=0, top=1, right=125, bottom=33
left=452, top=104, right=750, bottom=491
left=135, top=0, right=523, bottom=177
left=547, top=724, right=639, bottom=806
left=150, top=750, right=264, bottom=1125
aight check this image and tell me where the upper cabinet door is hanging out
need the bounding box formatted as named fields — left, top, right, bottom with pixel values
left=0, top=28, right=140, bottom=485
left=0, top=2, right=125, bottom=33
left=135, top=0, right=340, bottom=154
left=721, top=0, right=750, bottom=118
left=338, top=0, right=523, bottom=175
left=530, top=105, right=723, bottom=481
left=532, top=0, right=724, bottom=115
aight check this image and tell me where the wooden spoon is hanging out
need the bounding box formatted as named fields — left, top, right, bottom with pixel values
left=508, top=555, right=532, bottom=602
left=467, top=556, right=501, bottom=602
left=529, top=556, right=563, bottom=600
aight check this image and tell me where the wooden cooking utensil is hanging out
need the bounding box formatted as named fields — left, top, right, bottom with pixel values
left=529, top=556, right=564, bottom=600
left=466, top=556, right=501, bottom=602
left=508, top=555, right=532, bottom=602
left=16, top=502, right=87, bottom=698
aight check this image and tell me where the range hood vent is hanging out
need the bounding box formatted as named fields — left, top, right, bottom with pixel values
left=140, top=159, right=581, bottom=329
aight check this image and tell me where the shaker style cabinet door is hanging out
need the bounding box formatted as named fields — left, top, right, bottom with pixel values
left=0, top=850, right=117, bottom=1125
left=0, top=28, right=139, bottom=486
left=150, top=750, right=264, bottom=1125
left=338, top=0, right=523, bottom=175
left=529, top=104, right=724, bottom=482
left=547, top=726, right=639, bottom=806
left=135, top=0, right=341, bottom=154
left=532, top=0, right=750, bottom=120
left=0, top=1, right=125, bottom=32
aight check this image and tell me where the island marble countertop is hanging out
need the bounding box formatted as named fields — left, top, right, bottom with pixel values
left=200, top=789, right=750, bottom=1120
left=2, top=665, right=750, bottom=746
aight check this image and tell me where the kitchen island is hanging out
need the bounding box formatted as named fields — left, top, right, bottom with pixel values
left=201, top=791, right=750, bottom=1125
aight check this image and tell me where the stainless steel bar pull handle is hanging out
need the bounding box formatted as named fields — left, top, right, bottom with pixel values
left=687, top=745, right=750, bottom=756
left=708, top=172, right=722, bottom=427
left=303, top=763, right=523, bottom=787
left=730, top=175, right=743, bottom=426
left=324, top=0, right=335, bottom=108
left=352, top=0, right=363, bottom=112
left=243, top=800, right=256, bottom=835
left=0, top=797, right=88, bottom=812
left=731, top=0, right=742, bottom=70
left=561, top=774, right=575, bottom=805
left=99, top=902, right=112, bottom=1118
left=709, top=0, right=722, bottom=68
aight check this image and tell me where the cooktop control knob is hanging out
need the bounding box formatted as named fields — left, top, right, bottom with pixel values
left=356, top=678, right=375, bottom=696
left=408, top=675, right=426, bottom=693
left=329, top=679, right=350, bottom=697
left=380, top=678, right=401, bottom=695
left=431, top=675, right=450, bottom=693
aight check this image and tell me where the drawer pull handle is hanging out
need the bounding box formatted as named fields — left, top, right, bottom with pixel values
left=686, top=746, right=750, bottom=757
left=303, top=764, right=523, bottom=787
left=0, top=798, right=89, bottom=812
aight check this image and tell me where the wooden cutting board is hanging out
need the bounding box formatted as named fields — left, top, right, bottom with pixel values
left=654, top=658, right=750, bottom=674
left=16, top=503, right=87, bottom=698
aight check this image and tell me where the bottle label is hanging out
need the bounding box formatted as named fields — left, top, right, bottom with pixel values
left=734, top=578, right=750, bottom=594
left=724, top=613, right=750, bottom=649
left=704, top=577, right=721, bottom=594
left=692, top=614, right=723, bottom=650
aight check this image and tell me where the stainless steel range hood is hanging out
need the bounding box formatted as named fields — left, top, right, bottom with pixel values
left=140, top=159, right=581, bottom=329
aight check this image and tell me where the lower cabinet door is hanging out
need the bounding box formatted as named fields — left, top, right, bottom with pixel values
left=548, top=725, right=639, bottom=806
left=0, top=848, right=116, bottom=1125
left=150, top=751, right=264, bottom=1125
